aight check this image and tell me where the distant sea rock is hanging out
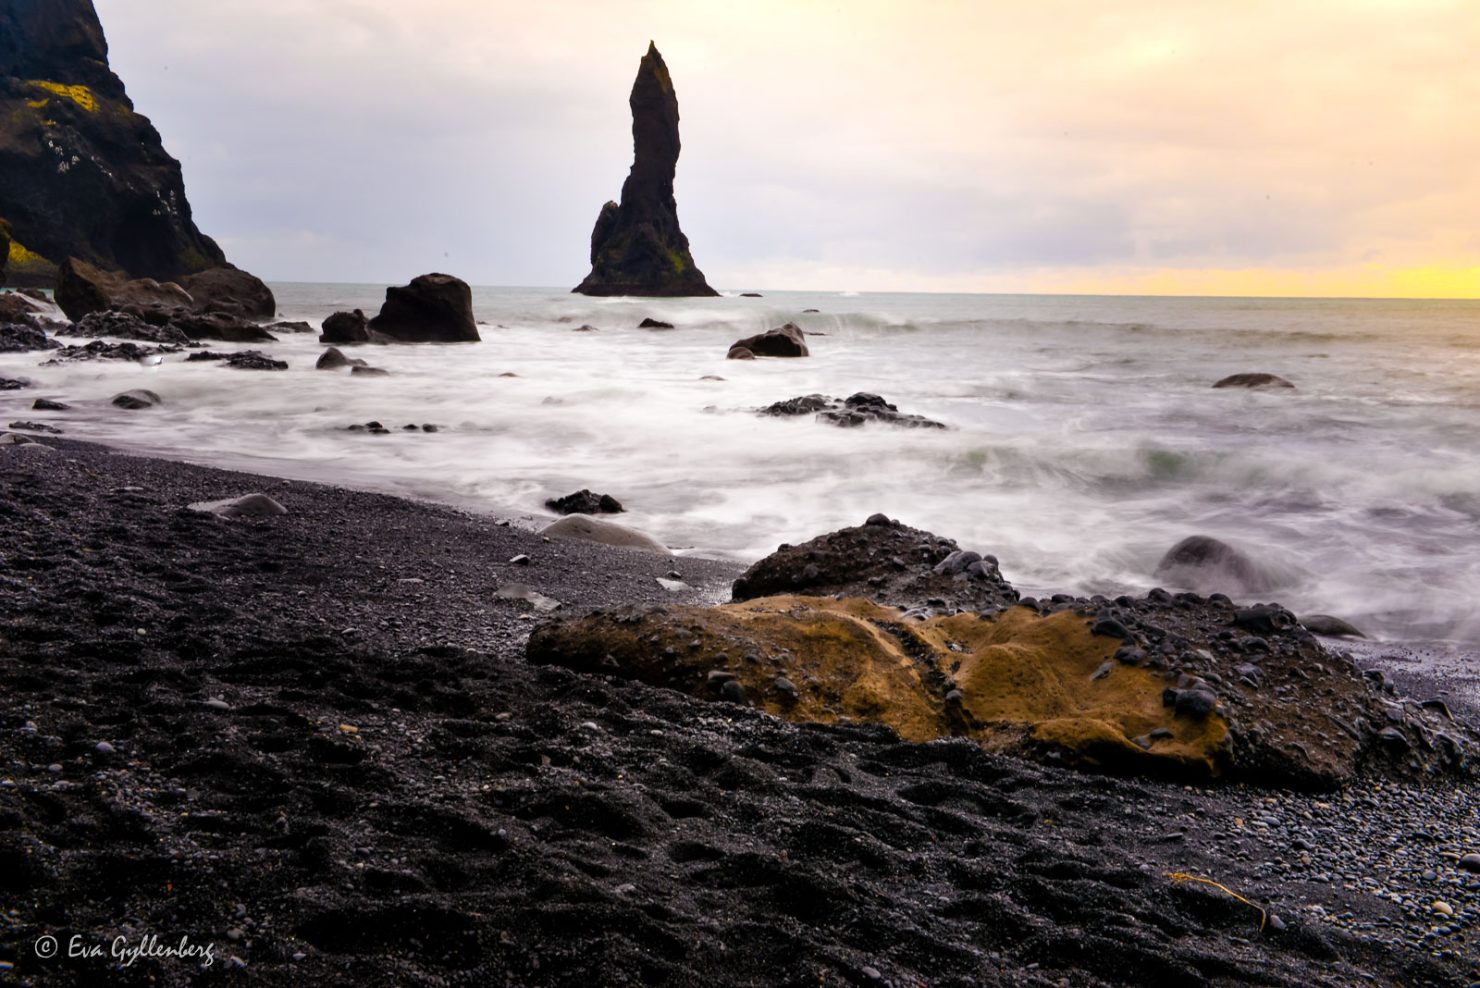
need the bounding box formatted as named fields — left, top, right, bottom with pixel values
left=573, top=43, right=717, bottom=298
left=0, top=1, right=271, bottom=305
left=366, top=274, right=479, bottom=344
left=1213, top=373, right=1295, bottom=389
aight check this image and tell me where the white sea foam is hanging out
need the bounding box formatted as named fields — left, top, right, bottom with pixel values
left=6, top=286, right=1480, bottom=644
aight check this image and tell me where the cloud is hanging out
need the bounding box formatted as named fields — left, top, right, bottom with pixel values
left=93, top=0, right=1480, bottom=295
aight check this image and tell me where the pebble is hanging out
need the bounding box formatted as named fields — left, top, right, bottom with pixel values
left=94, top=741, right=115, bottom=755
left=1459, top=853, right=1480, bottom=873
left=510, top=554, right=531, bottom=566
left=203, top=699, right=231, bottom=711
left=1433, top=901, right=1454, bottom=917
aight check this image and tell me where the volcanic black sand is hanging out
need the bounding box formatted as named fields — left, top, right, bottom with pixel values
left=1, top=438, right=1477, bottom=986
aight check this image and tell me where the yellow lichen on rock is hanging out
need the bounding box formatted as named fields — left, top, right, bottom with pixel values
left=528, top=595, right=1232, bottom=779
left=8, top=239, right=47, bottom=266
left=28, top=80, right=99, bottom=113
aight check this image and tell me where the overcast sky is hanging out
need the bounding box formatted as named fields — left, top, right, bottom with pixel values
left=94, top=0, right=1479, bottom=296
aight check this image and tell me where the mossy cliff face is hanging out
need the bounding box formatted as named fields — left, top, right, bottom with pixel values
left=573, top=43, right=718, bottom=297
left=0, top=0, right=262, bottom=294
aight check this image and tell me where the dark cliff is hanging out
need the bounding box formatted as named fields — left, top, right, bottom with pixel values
left=573, top=42, right=717, bottom=297
left=0, top=0, right=265, bottom=300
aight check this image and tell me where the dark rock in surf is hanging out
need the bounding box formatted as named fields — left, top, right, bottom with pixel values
left=366, top=274, right=479, bottom=343
left=728, top=323, right=808, bottom=358
left=1213, top=373, right=1295, bottom=390
left=72, top=309, right=190, bottom=345
left=316, top=346, right=367, bottom=371
left=111, top=388, right=161, bottom=410
left=739, top=292, right=763, bottom=297
left=32, top=398, right=70, bottom=411
left=0, top=322, right=59, bottom=353
left=1300, top=614, right=1366, bottom=639
left=320, top=309, right=370, bottom=345
left=761, top=392, right=947, bottom=430
left=267, top=320, right=314, bottom=335
left=638, top=318, right=674, bottom=329
left=177, top=266, right=275, bottom=319
left=573, top=43, right=717, bottom=297
left=546, top=489, right=625, bottom=516
left=1154, top=536, right=1278, bottom=596
left=46, top=340, right=179, bottom=363
left=726, top=346, right=755, bottom=360
left=184, top=349, right=287, bottom=371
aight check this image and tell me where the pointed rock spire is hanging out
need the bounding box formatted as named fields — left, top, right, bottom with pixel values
left=574, top=43, right=717, bottom=297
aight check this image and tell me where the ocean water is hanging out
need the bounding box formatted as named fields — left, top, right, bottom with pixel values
left=7, top=285, right=1480, bottom=645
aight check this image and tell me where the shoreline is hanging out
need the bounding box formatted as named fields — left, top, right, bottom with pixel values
left=1, top=436, right=1477, bottom=985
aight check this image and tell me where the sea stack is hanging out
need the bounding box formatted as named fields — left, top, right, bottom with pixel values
left=573, top=42, right=718, bottom=297
left=0, top=0, right=271, bottom=309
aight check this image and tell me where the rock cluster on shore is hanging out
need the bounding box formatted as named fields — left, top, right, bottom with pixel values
left=573, top=43, right=717, bottom=297
left=531, top=516, right=1479, bottom=790
left=319, top=274, right=478, bottom=345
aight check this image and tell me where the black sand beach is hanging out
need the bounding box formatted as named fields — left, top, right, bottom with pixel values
left=2, top=437, right=1477, bottom=986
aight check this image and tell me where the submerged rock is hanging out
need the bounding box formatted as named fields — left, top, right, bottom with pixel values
left=1213, top=373, right=1295, bottom=389
left=573, top=43, right=717, bottom=297
left=47, top=340, right=181, bottom=363
left=316, top=346, right=367, bottom=371
left=728, top=323, right=808, bottom=358
left=545, top=489, right=625, bottom=515
left=111, top=388, right=161, bottom=410
left=638, top=317, right=674, bottom=329
left=366, top=274, right=479, bottom=344
left=760, top=392, right=947, bottom=429
left=184, top=349, right=287, bottom=371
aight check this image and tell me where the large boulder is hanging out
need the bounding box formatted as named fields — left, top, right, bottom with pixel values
left=55, top=258, right=191, bottom=321
left=0, top=2, right=266, bottom=293
left=728, top=323, right=808, bottom=358
left=573, top=44, right=718, bottom=297
left=177, top=266, right=276, bottom=320
left=529, top=517, right=1480, bottom=789
left=366, top=274, right=479, bottom=343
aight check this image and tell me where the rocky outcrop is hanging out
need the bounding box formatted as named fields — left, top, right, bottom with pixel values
left=573, top=43, right=717, bottom=297
left=55, top=258, right=190, bottom=320
left=177, top=267, right=275, bottom=319
left=530, top=517, right=1479, bottom=789
left=366, top=274, right=479, bottom=343
left=728, top=323, right=807, bottom=358
left=0, top=1, right=270, bottom=301
left=761, top=393, right=948, bottom=429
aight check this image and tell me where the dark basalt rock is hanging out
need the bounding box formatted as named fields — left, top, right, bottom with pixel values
left=0, top=3, right=269, bottom=295
left=760, top=392, right=948, bottom=429
left=316, top=346, right=367, bottom=371
left=1301, top=614, right=1366, bottom=639
left=545, top=489, right=625, bottom=516
left=55, top=257, right=192, bottom=320
left=0, top=322, right=59, bottom=353
left=46, top=339, right=180, bottom=363
left=9, top=420, right=62, bottom=434
left=184, top=349, right=287, bottom=371
left=111, top=388, right=161, bottom=409
left=1155, top=535, right=1281, bottom=596
left=573, top=43, right=717, bottom=297
left=366, top=274, right=479, bottom=344
left=729, top=323, right=808, bottom=358
left=165, top=309, right=276, bottom=344
left=1214, top=373, right=1295, bottom=389
left=637, top=317, right=674, bottom=329
left=71, top=308, right=190, bottom=345
left=267, top=320, right=314, bottom=334
left=0, top=376, right=30, bottom=390
left=32, top=398, right=69, bottom=410
left=320, top=309, right=370, bottom=345
left=177, top=266, right=275, bottom=320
